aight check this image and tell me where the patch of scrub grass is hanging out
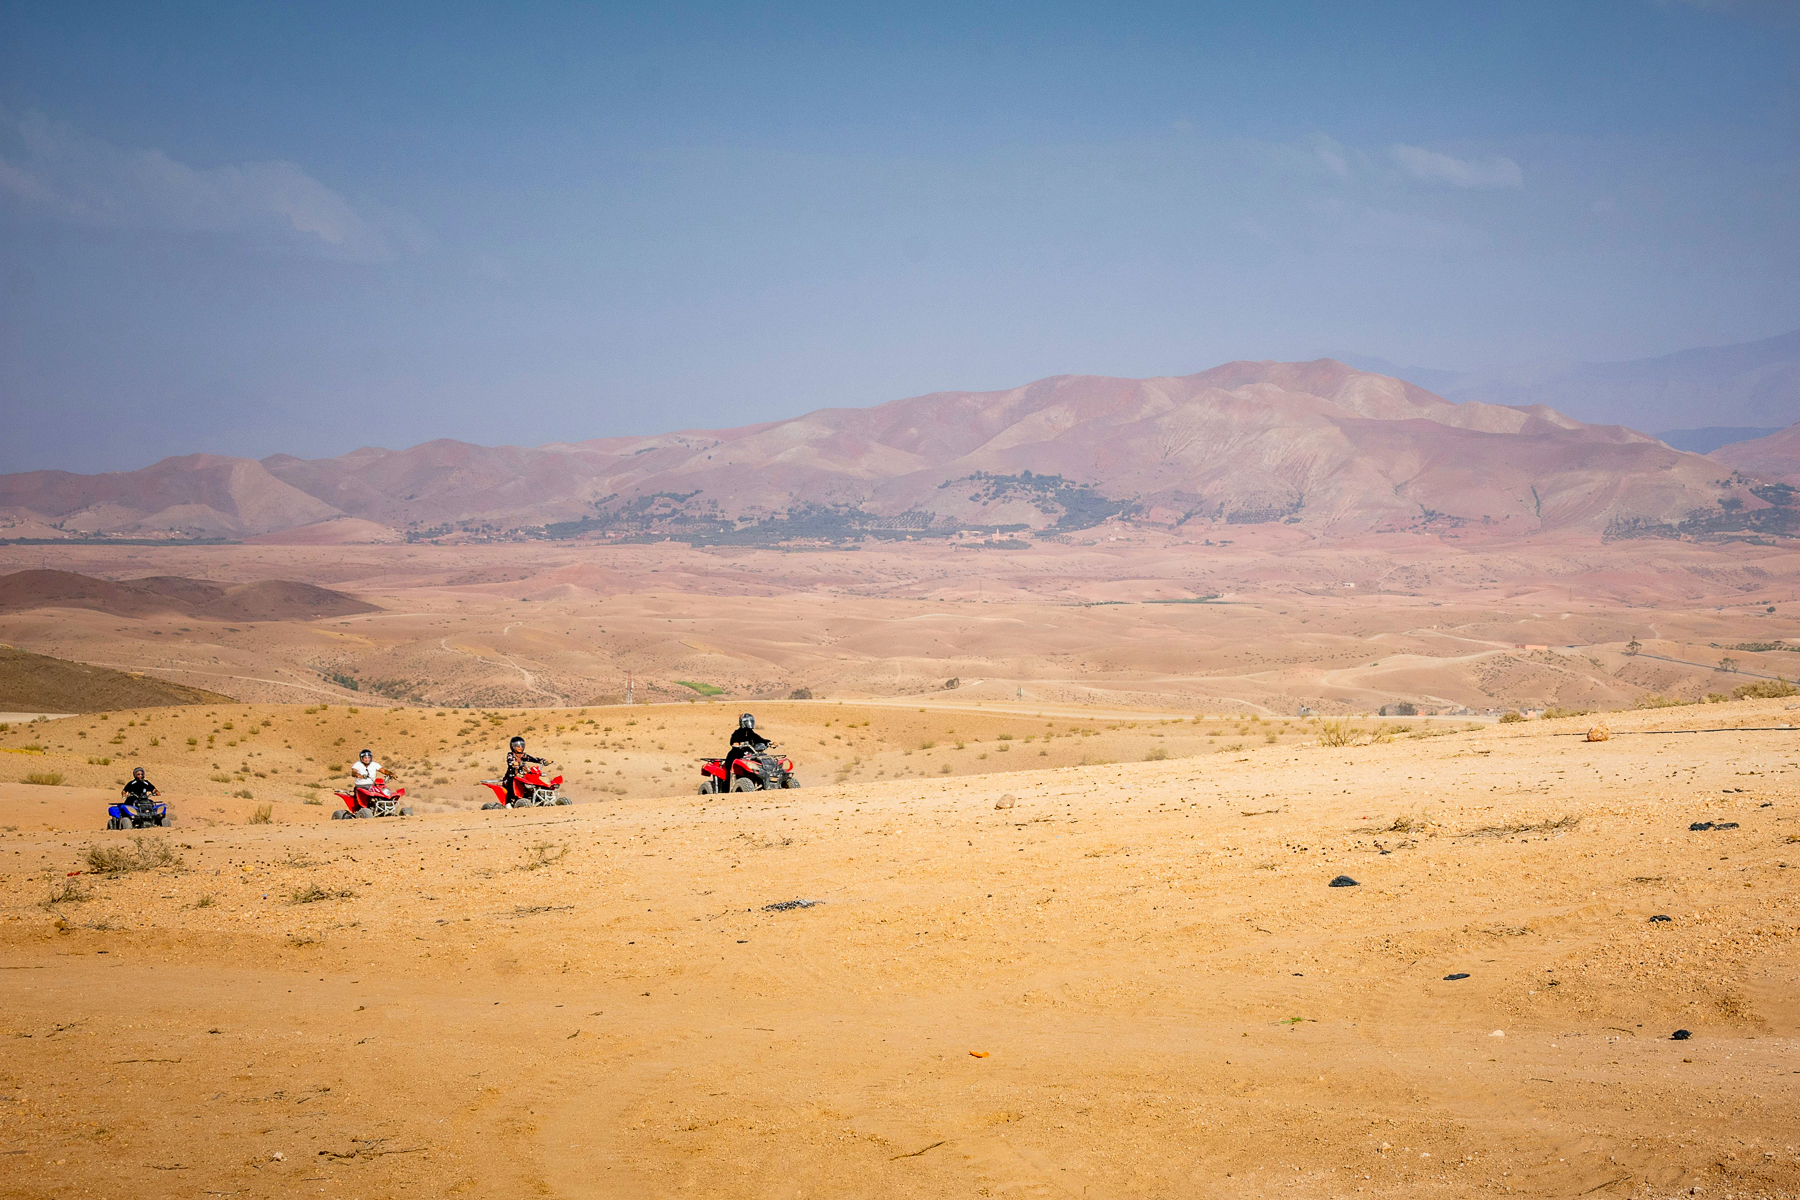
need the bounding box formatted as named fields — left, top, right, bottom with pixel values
left=248, top=805, right=273, bottom=824
left=86, top=837, right=184, bottom=874
left=23, top=771, right=65, bottom=786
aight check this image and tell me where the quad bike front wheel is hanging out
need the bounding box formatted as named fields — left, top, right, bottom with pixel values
left=331, top=810, right=352, bottom=820
left=731, top=777, right=758, bottom=792
left=782, top=777, right=801, bottom=789
left=481, top=801, right=501, bottom=810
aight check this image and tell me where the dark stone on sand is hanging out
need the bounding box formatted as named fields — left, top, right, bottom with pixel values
left=1328, top=875, right=1359, bottom=887
left=1649, top=914, right=1672, bottom=922
left=1443, top=973, right=1470, bottom=981
left=1671, top=1029, right=1692, bottom=1041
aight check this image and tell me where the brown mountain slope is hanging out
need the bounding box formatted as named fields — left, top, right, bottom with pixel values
left=0, top=645, right=233, bottom=711
left=0, top=454, right=341, bottom=537
left=1710, top=421, right=1800, bottom=485
left=0, top=571, right=378, bottom=621
left=0, top=360, right=1768, bottom=542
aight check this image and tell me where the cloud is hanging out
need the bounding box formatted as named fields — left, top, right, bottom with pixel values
left=0, top=110, right=412, bottom=260
left=1388, top=144, right=1524, bottom=189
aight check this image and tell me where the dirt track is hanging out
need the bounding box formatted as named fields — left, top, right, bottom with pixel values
left=4, top=702, right=1797, bottom=1198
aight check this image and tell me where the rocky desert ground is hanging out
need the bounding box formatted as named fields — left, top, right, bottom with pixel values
left=2, top=536, right=1798, bottom=1198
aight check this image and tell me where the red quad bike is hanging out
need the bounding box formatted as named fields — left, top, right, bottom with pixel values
left=699, top=745, right=799, bottom=794
left=330, top=778, right=413, bottom=820
left=480, top=765, right=570, bottom=809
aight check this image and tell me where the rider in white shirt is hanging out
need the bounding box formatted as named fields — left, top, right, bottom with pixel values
left=350, top=749, right=387, bottom=800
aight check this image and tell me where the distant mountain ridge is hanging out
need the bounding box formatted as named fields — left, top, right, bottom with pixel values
left=0, top=359, right=1789, bottom=544
left=1329, top=330, right=1800, bottom=433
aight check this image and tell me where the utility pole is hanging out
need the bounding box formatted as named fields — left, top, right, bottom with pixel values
left=625, top=673, right=634, bottom=705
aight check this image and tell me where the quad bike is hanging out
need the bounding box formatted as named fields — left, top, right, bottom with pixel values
left=330, top=778, right=413, bottom=820
left=107, top=799, right=170, bottom=829
left=480, top=765, right=570, bottom=809
left=698, top=746, right=799, bottom=794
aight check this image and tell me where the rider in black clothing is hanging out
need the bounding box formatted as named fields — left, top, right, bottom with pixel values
left=121, top=767, right=159, bottom=812
left=503, top=736, right=549, bottom=801
left=724, top=713, right=770, bottom=778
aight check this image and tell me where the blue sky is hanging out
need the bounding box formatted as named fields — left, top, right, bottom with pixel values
left=3, top=0, right=1798, bottom=471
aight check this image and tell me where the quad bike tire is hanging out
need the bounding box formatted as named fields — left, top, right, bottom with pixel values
left=698, top=778, right=720, bottom=795
left=401, top=806, right=414, bottom=816
left=731, top=777, right=758, bottom=792
left=354, top=808, right=374, bottom=819
left=555, top=797, right=571, bottom=806
left=106, top=817, right=122, bottom=830
left=481, top=801, right=501, bottom=810
left=157, top=815, right=171, bottom=826
left=782, top=777, right=801, bottom=789
left=331, top=809, right=352, bottom=820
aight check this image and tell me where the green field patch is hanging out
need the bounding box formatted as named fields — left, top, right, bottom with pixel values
left=677, top=680, right=726, bottom=696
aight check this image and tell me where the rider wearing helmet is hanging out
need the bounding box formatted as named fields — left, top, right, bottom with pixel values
left=349, top=749, right=390, bottom=806
left=504, top=736, right=549, bottom=801
left=121, top=766, right=159, bottom=814
left=723, top=712, right=771, bottom=779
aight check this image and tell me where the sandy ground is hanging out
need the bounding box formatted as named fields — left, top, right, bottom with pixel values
left=3, top=698, right=1797, bottom=1199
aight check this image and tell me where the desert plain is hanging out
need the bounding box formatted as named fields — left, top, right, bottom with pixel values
left=1, top=536, right=1798, bottom=1198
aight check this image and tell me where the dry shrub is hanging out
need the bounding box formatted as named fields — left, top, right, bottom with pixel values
left=1317, top=720, right=1357, bottom=747
left=1733, top=679, right=1799, bottom=700
left=519, top=841, right=569, bottom=871
left=1541, top=706, right=1591, bottom=719
left=1459, top=814, right=1580, bottom=839
left=291, top=883, right=355, bottom=904
left=248, top=805, right=273, bottom=825
left=1498, top=711, right=1526, bottom=724
left=42, top=877, right=89, bottom=906
left=24, top=771, right=65, bottom=786
left=85, top=837, right=183, bottom=874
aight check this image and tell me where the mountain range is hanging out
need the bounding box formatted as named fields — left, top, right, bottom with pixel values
left=2, top=358, right=1794, bottom=546
left=1330, top=328, right=1800, bottom=436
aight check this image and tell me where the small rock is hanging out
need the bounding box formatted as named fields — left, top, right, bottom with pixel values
left=1586, top=721, right=1611, bottom=742
left=1443, top=973, right=1470, bottom=981
left=1328, top=875, right=1359, bottom=888
left=995, top=794, right=1016, bottom=810
left=1689, top=822, right=1714, bottom=831
left=270, top=1151, right=286, bottom=1162
left=1649, top=914, right=1672, bottom=923
left=1488, top=1030, right=1505, bottom=1038
left=1671, top=1029, right=1692, bottom=1041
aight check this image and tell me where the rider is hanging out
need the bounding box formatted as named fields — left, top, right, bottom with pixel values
left=349, top=749, right=390, bottom=808
left=121, top=766, right=159, bottom=816
left=723, top=713, right=771, bottom=780
left=503, top=736, right=549, bottom=801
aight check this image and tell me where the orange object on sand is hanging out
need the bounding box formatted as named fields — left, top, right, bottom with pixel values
left=969, top=1050, right=989, bottom=1058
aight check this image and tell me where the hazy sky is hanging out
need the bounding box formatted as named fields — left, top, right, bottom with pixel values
left=3, top=1, right=1798, bottom=472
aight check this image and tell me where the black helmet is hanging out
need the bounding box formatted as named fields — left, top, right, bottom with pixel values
left=359, top=748, right=373, bottom=759
left=132, top=766, right=145, bottom=778
left=510, top=736, right=525, bottom=750
left=739, top=713, right=755, bottom=730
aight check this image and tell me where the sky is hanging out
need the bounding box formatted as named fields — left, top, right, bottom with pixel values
left=2, top=0, right=1798, bottom=473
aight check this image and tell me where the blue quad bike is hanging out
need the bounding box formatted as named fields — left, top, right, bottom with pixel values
left=107, top=800, right=170, bottom=830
